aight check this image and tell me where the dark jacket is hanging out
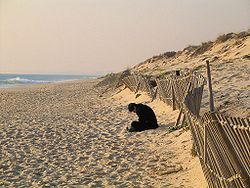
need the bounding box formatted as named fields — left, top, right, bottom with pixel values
left=135, top=103, right=158, bottom=128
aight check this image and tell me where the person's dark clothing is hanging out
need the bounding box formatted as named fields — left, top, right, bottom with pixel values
left=128, top=103, right=158, bottom=132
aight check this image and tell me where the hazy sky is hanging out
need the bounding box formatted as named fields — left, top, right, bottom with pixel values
left=0, top=0, right=249, bottom=75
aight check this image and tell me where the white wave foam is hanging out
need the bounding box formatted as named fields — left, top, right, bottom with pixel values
left=4, top=77, right=50, bottom=84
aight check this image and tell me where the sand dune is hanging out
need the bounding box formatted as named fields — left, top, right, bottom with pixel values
left=132, top=30, right=250, bottom=118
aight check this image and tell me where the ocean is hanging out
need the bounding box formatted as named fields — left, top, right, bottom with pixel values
left=0, top=74, right=96, bottom=88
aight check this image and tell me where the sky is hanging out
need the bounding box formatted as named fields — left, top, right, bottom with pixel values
left=0, top=0, right=249, bottom=75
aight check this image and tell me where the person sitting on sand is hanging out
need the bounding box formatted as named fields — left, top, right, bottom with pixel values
left=127, top=103, right=159, bottom=132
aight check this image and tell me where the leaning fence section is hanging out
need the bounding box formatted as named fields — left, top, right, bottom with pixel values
left=122, top=75, right=140, bottom=92
left=215, top=114, right=250, bottom=176
left=186, top=110, right=249, bottom=187
left=184, top=73, right=205, bottom=117
left=155, top=78, right=174, bottom=108
left=121, top=69, right=250, bottom=188
left=122, top=74, right=154, bottom=99
left=155, top=72, right=193, bottom=110
left=182, top=74, right=249, bottom=188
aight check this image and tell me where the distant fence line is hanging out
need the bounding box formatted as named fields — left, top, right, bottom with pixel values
left=121, top=70, right=250, bottom=188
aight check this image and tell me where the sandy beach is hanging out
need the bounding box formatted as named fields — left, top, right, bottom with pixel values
left=0, top=79, right=206, bottom=187
left=1, top=1, right=249, bottom=187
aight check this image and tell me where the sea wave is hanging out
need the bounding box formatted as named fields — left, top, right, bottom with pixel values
left=1, top=77, right=51, bottom=85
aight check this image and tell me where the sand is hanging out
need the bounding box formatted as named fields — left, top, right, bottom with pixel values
left=0, top=79, right=207, bottom=187
left=133, top=34, right=250, bottom=118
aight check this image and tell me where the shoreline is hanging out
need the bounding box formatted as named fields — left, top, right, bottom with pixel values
left=0, top=73, right=100, bottom=90
left=0, top=77, right=100, bottom=90
left=0, top=78, right=206, bottom=187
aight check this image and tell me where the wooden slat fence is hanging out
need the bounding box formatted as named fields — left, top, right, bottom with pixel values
left=215, top=114, right=250, bottom=184
left=155, top=78, right=174, bottom=108
left=122, top=74, right=154, bottom=99
left=138, top=76, right=154, bottom=99
left=171, top=74, right=192, bottom=110
left=186, top=110, right=248, bottom=187
left=184, top=74, right=250, bottom=188
left=155, top=71, right=193, bottom=110
left=122, top=70, right=250, bottom=188
left=184, top=73, right=205, bottom=117
left=122, top=75, right=141, bottom=92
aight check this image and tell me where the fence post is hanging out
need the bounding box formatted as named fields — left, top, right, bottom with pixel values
left=135, top=82, right=141, bottom=93
left=171, top=80, right=176, bottom=110
left=152, top=86, right=158, bottom=101
left=206, top=60, right=215, bottom=113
